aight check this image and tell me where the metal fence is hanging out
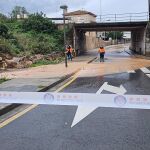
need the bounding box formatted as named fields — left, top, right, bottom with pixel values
left=97, top=12, right=149, bottom=23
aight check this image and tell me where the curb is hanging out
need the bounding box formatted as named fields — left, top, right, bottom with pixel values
left=0, top=104, right=21, bottom=116
left=87, top=57, right=97, bottom=64
left=124, top=50, right=135, bottom=56
left=134, top=55, right=150, bottom=60
left=38, top=68, right=80, bottom=92
left=0, top=56, right=96, bottom=116
left=124, top=50, right=150, bottom=60
left=0, top=69, right=80, bottom=116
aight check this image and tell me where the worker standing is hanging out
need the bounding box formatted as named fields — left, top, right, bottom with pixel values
left=66, top=45, right=73, bottom=61
left=98, top=46, right=105, bottom=62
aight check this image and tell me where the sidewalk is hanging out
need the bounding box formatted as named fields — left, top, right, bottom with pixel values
left=0, top=51, right=96, bottom=115
left=0, top=51, right=96, bottom=79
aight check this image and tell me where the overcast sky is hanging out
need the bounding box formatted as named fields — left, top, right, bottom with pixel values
left=0, top=0, right=148, bottom=17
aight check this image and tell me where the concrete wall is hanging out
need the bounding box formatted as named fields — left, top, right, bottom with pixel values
left=74, top=30, right=86, bottom=53
left=130, top=29, right=146, bottom=55
left=145, top=23, right=150, bottom=56
left=74, top=30, right=98, bottom=53
left=145, top=41, right=150, bottom=56
left=74, top=30, right=112, bottom=52
left=85, top=37, right=112, bottom=50
left=85, top=36, right=99, bottom=50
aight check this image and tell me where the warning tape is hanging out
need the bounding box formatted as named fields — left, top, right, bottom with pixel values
left=0, top=92, right=150, bottom=110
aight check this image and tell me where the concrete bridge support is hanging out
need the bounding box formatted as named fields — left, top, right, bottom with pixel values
left=130, top=29, right=146, bottom=55
left=73, top=30, right=100, bottom=53
left=74, top=29, right=86, bottom=54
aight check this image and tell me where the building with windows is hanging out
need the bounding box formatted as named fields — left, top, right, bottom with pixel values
left=64, top=10, right=97, bottom=24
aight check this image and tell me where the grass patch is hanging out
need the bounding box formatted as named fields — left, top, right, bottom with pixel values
left=30, top=58, right=64, bottom=67
left=0, top=77, right=9, bottom=84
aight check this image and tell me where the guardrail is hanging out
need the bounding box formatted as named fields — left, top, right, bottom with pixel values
left=97, top=12, right=149, bottom=23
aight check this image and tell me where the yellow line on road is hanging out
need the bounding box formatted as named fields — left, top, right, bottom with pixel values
left=55, top=74, right=78, bottom=92
left=0, top=73, right=79, bottom=129
left=0, top=105, right=38, bottom=128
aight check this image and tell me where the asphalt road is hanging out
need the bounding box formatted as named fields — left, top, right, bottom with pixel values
left=0, top=50, right=150, bottom=150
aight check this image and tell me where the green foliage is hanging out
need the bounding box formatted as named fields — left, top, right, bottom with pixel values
left=31, top=58, right=64, bottom=67
left=14, top=32, right=63, bottom=55
left=106, top=31, right=123, bottom=40
left=22, top=13, right=56, bottom=34
left=0, top=13, right=8, bottom=22
left=0, top=9, right=64, bottom=57
left=0, top=38, right=22, bottom=55
left=0, top=23, right=23, bottom=55
left=7, top=21, right=23, bottom=32
left=0, top=77, right=9, bottom=84
left=0, top=24, right=9, bottom=37
left=0, top=38, right=11, bottom=53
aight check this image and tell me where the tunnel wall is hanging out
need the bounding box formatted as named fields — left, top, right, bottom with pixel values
left=85, top=35, right=99, bottom=50
left=74, top=30, right=112, bottom=53
left=85, top=37, right=112, bottom=50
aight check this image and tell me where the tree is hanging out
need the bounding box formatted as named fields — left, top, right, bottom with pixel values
left=106, top=31, right=123, bottom=40
left=0, top=24, right=8, bottom=37
left=0, top=13, right=7, bottom=22
left=11, top=6, right=28, bottom=19
left=22, top=13, right=57, bottom=34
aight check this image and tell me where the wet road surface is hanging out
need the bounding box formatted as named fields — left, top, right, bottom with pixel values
left=0, top=49, right=150, bottom=150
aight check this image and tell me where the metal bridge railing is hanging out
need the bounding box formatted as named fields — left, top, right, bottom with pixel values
left=96, top=12, right=149, bottom=23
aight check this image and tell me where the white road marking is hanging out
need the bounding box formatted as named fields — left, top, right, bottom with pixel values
left=141, top=67, right=150, bottom=74
left=146, top=74, right=150, bottom=78
left=97, top=82, right=127, bottom=95
left=71, top=82, right=127, bottom=127
left=71, top=87, right=103, bottom=127
left=127, top=70, right=136, bottom=73
left=71, top=106, right=97, bottom=128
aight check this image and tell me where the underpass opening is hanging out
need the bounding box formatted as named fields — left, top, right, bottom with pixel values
left=73, top=22, right=148, bottom=55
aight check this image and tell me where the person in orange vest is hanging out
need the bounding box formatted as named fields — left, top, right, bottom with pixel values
left=66, top=45, right=73, bottom=61
left=98, top=46, right=105, bottom=62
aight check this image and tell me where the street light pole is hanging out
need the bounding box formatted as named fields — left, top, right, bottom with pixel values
left=60, top=5, right=68, bottom=68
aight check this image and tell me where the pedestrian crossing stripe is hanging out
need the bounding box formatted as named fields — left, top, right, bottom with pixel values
left=146, top=74, right=150, bottom=78
left=140, top=67, right=150, bottom=74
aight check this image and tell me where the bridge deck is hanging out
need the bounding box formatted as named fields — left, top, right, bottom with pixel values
left=74, top=21, right=148, bottom=31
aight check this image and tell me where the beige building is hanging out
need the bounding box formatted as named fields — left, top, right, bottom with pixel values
left=65, top=10, right=97, bottom=24
left=64, top=10, right=97, bottom=39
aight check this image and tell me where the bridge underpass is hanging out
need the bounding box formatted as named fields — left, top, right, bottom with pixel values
left=73, top=21, right=148, bottom=55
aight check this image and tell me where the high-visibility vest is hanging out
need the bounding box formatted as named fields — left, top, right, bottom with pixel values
left=66, top=48, right=73, bottom=53
left=99, top=48, right=105, bottom=53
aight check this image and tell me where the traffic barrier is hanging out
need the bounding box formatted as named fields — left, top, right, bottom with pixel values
left=0, top=92, right=149, bottom=110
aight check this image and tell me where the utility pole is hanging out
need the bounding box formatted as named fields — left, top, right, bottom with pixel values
left=100, top=0, right=102, bottom=22
left=148, top=0, right=150, bottom=26
left=60, top=5, right=68, bottom=68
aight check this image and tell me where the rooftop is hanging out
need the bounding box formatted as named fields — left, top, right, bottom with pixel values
left=65, top=10, right=97, bottom=17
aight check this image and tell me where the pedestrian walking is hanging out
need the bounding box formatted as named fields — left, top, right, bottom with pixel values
left=98, top=46, right=105, bottom=62
left=66, top=45, right=73, bottom=61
